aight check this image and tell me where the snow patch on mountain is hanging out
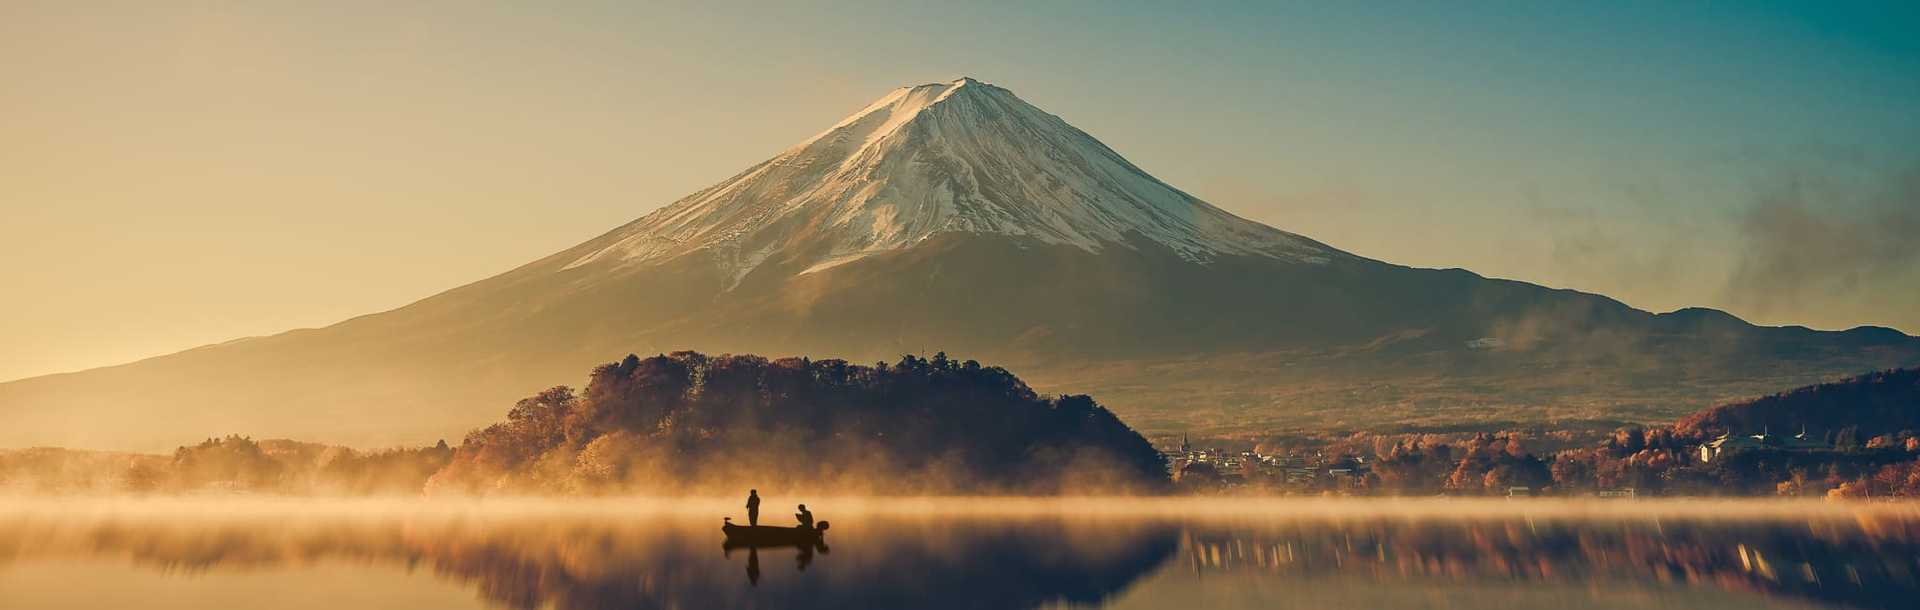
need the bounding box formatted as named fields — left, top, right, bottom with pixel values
left=565, top=77, right=1341, bottom=282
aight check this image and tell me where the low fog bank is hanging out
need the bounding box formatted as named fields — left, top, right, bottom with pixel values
left=2, top=495, right=1915, bottom=523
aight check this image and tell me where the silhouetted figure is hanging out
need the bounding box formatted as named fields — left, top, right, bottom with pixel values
left=746, top=547, right=761, bottom=586
left=746, top=489, right=761, bottom=526
left=795, top=504, right=814, bottom=529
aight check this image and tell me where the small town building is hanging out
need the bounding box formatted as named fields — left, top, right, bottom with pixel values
left=1698, top=427, right=1830, bottom=463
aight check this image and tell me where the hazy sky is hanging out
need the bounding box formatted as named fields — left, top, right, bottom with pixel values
left=4, top=1, right=1917, bottom=382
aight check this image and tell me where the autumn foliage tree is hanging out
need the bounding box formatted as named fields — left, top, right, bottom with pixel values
left=170, top=435, right=284, bottom=490
left=1443, top=434, right=1550, bottom=493
left=1373, top=440, right=1454, bottom=494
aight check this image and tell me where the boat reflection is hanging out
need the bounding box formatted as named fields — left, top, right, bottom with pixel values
left=723, top=540, right=829, bottom=585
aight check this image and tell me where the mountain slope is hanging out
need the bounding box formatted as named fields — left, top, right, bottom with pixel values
left=4, top=78, right=1918, bottom=451
left=561, top=78, right=1339, bottom=285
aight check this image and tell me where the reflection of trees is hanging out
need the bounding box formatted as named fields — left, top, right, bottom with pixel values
left=427, top=522, right=1179, bottom=610
left=1179, top=517, right=1920, bottom=610
left=0, top=513, right=1178, bottom=610
left=6, top=507, right=1916, bottom=610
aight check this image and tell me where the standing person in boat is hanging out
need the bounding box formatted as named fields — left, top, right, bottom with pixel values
left=746, top=489, right=761, bottom=526
left=795, top=504, right=814, bottom=529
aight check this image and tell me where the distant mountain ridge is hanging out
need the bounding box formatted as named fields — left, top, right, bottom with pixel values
left=3, top=77, right=1917, bottom=451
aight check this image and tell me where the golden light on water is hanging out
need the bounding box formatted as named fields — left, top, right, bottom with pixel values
left=1, top=497, right=1915, bottom=609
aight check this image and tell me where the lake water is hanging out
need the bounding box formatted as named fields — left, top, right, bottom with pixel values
left=0, top=497, right=1915, bottom=610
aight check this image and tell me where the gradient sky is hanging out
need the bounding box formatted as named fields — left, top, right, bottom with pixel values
left=4, top=1, right=1917, bottom=382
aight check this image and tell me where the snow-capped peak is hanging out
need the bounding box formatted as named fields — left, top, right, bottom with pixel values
left=563, top=77, right=1340, bottom=281
left=795, top=78, right=984, bottom=151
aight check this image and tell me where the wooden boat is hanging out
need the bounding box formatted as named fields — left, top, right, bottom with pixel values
left=723, top=517, right=830, bottom=546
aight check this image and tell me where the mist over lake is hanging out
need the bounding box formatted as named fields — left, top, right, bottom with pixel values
left=2, top=497, right=1914, bottom=610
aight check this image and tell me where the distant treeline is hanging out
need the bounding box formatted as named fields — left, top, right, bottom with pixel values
left=1181, top=368, right=1920, bottom=498
left=2, top=352, right=1167, bottom=495
left=0, top=437, right=452, bottom=495
left=7, top=363, right=1915, bottom=499
left=1674, top=368, right=1920, bottom=440
left=1554, top=368, right=1920, bottom=498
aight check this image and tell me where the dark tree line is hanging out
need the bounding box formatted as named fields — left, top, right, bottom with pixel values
left=0, top=436, right=456, bottom=494
left=164, top=435, right=455, bottom=493
left=1673, top=368, right=1920, bottom=441
left=427, top=351, right=1169, bottom=494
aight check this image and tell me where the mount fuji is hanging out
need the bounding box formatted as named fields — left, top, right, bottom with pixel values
left=5, top=78, right=1916, bottom=450
left=566, top=77, right=1340, bottom=283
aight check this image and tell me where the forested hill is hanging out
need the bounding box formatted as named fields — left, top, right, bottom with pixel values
left=1673, top=368, right=1920, bottom=441
left=425, top=351, right=1169, bottom=494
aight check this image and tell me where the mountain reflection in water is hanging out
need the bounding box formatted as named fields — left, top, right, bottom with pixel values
left=0, top=500, right=1179, bottom=610
left=0, top=499, right=1915, bottom=610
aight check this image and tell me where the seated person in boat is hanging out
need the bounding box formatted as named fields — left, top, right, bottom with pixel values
left=795, top=504, right=814, bottom=529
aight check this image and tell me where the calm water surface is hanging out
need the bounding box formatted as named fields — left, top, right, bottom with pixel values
left=0, top=498, right=1914, bottom=610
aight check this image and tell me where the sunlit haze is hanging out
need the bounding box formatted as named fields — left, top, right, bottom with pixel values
left=7, top=8, right=1920, bottom=610
left=4, top=2, right=1917, bottom=381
